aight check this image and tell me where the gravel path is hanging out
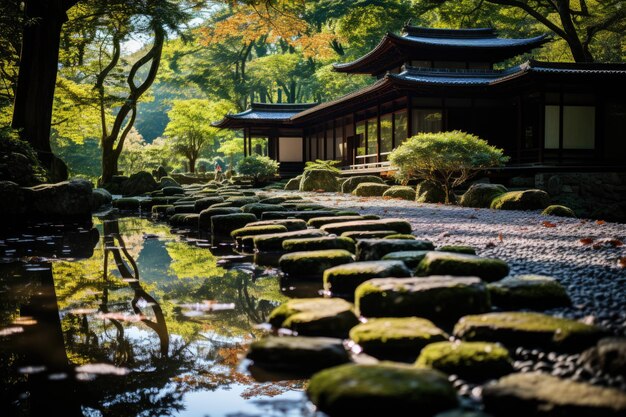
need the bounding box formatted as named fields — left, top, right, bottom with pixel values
left=286, top=191, right=626, bottom=336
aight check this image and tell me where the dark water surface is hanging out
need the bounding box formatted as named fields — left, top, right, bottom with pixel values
left=0, top=215, right=315, bottom=417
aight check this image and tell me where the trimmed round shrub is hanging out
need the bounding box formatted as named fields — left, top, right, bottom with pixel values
left=236, top=155, right=279, bottom=185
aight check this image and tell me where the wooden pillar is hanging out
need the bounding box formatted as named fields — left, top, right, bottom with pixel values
left=539, top=92, right=545, bottom=164
left=332, top=119, right=337, bottom=160
left=243, top=129, right=247, bottom=157
left=342, top=118, right=347, bottom=164
left=352, top=113, right=357, bottom=165
left=558, top=89, right=564, bottom=164
left=516, top=96, right=522, bottom=164
left=407, top=95, right=413, bottom=136
left=376, top=104, right=382, bottom=163
left=323, top=124, right=328, bottom=160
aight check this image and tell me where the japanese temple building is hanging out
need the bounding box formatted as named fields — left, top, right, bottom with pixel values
left=213, top=26, right=626, bottom=177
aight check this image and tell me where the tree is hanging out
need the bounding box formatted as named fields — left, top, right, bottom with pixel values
left=417, top=0, right=626, bottom=62
left=164, top=99, right=234, bottom=173
left=389, top=131, right=509, bottom=204
left=236, top=155, right=279, bottom=185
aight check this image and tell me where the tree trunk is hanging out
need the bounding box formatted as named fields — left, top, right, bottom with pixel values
left=188, top=157, right=196, bottom=173
left=102, top=143, right=119, bottom=180
left=12, top=0, right=72, bottom=180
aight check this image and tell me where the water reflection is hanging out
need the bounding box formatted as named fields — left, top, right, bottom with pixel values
left=0, top=215, right=310, bottom=417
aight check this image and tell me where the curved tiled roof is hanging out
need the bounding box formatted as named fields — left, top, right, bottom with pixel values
left=212, top=103, right=318, bottom=128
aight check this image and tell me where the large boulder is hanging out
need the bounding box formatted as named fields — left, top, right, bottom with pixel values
left=482, top=372, right=626, bottom=417
left=0, top=180, right=28, bottom=216
left=299, top=169, right=339, bottom=192
left=350, top=317, right=448, bottom=360
left=153, top=165, right=168, bottom=180
left=341, top=175, right=385, bottom=193
left=91, top=188, right=113, bottom=210
left=28, top=179, right=94, bottom=219
left=246, top=336, right=351, bottom=375
left=307, top=363, right=458, bottom=417
left=159, top=176, right=180, bottom=189
left=578, top=337, right=626, bottom=377
left=490, top=189, right=550, bottom=211
left=415, top=252, right=509, bottom=282
left=268, top=298, right=359, bottom=338
left=356, top=276, right=490, bottom=322
left=383, top=185, right=416, bottom=201
left=321, top=219, right=412, bottom=235
left=0, top=135, right=47, bottom=186
left=352, top=182, right=390, bottom=197
left=120, top=171, right=158, bottom=196
left=284, top=176, right=302, bottom=190
left=416, top=341, right=513, bottom=380
left=460, top=183, right=507, bottom=208
left=487, top=275, right=571, bottom=310
left=323, top=260, right=412, bottom=297
left=356, top=239, right=435, bottom=261
left=416, top=180, right=448, bottom=204
left=279, top=249, right=355, bottom=278
left=453, top=312, right=608, bottom=352
left=541, top=204, right=576, bottom=218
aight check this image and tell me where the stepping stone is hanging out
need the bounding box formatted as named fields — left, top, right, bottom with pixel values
left=151, top=204, right=172, bottom=216
left=279, top=249, right=355, bottom=278
left=383, top=234, right=416, bottom=240
left=578, top=337, right=626, bottom=377
left=437, top=245, right=477, bottom=255
left=194, top=196, right=224, bottom=212
left=453, top=312, right=608, bottom=352
left=241, top=203, right=287, bottom=217
left=416, top=341, right=513, bottom=380
left=198, top=207, right=241, bottom=229
left=224, top=196, right=259, bottom=207
left=308, top=216, right=370, bottom=228
left=415, top=252, right=509, bottom=282
left=321, top=219, right=412, bottom=235
left=356, top=238, right=435, bottom=261
left=231, top=224, right=288, bottom=241
left=356, top=276, right=490, bottom=322
left=352, top=182, right=390, bottom=197
left=323, top=261, right=411, bottom=297
left=342, top=230, right=397, bottom=240
left=382, top=250, right=433, bottom=269
left=286, top=203, right=330, bottom=211
left=211, top=213, right=257, bottom=236
left=307, top=363, right=458, bottom=417
left=482, top=372, right=626, bottom=417
left=246, top=336, right=350, bottom=375
left=262, top=210, right=338, bottom=221
left=487, top=275, right=571, bottom=310
left=113, top=197, right=140, bottom=210
left=254, top=229, right=326, bottom=252
left=282, top=236, right=356, bottom=253
left=162, top=186, right=184, bottom=196
left=174, top=204, right=196, bottom=214
left=169, top=213, right=199, bottom=228
left=268, top=298, right=359, bottom=338
left=350, top=317, right=448, bottom=360
left=245, top=218, right=307, bottom=232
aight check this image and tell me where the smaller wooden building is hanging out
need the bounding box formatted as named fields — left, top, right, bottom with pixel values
left=214, top=26, right=626, bottom=177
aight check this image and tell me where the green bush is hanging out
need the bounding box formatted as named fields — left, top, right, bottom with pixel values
left=304, top=159, right=341, bottom=173
left=0, top=128, right=49, bottom=186
left=389, top=131, right=508, bottom=204
left=236, top=155, right=279, bottom=185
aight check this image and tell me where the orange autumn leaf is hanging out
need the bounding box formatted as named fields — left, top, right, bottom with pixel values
left=596, top=220, right=606, bottom=225
left=618, top=257, right=626, bottom=268
left=542, top=221, right=557, bottom=228
left=498, top=232, right=503, bottom=242
left=607, top=239, right=624, bottom=247
left=579, top=237, right=594, bottom=245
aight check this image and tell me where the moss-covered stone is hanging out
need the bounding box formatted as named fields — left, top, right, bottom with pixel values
left=352, top=182, right=391, bottom=197
left=341, top=175, right=385, bottom=194
left=382, top=250, right=433, bottom=269
left=453, top=312, right=608, bottom=352
left=306, top=363, right=458, bottom=417
left=482, top=372, right=626, bottom=417
left=579, top=337, right=626, bottom=377
left=437, top=245, right=477, bottom=255
left=416, top=341, right=513, bottom=380
left=225, top=196, right=259, bottom=207
left=112, top=197, right=140, bottom=211
left=415, top=252, right=509, bottom=282
left=279, top=249, right=355, bottom=278
left=460, top=184, right=507, bottom=208
left=245, top=218, right=308, bottom=232
left=289, top=203, right=330, bottom=211
left=542, top=204, right=576, bottom=218
left=416, top=180, right=447, bottom=204
left=350, top=317, right=448, bottom=360
left=151, top=204, right=172, bottom=216
left=383, top=234, right=415, bottom=240
left=356, top=239, right=435, bottom=261
left=487, top=275, right=571, bottom=310
left=490, top=189, right=550, bottom=211
left=169, top=213, right=200, bottom=228
left=210, top=213, right=257, bottom=236
left=261, top=210, right=338, bottom=221
left=341, top=230, right=398, bottom=240
left=282, top=236, right=356, bottom=253
left=356, top=276, right=490, bottom=322
left=383, top=185, right=416, bottom=201
left=246, top=336, right=350, bottom=375
left=241, top=203, right=287, bottom=217
left=208, top=202, right=234, bottom=208
left=284, top=176, right=302, bottom=190
left=193, top=196, right=225, bottom=212
left=231, top=224, right=288, bottom=239
left=254, top=229, right=326, bottom=252
left=198, top=207, right=242, bottom=229
left=174, top=204, right=196, bottom=214
left=299, top=169, right=339, bottom=192
left=162, top=186, right=184, bottom=196
left=258, top=196, right=288, bottom=204
left=321, top=219, right=412, bottom=235
left=308, top=215, right=368, bottom=228
left=268, top=298, right=359, bottom=338
left=323, top=260, right=411, bottom=297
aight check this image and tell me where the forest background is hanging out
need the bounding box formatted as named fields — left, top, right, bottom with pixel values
left=1, top=0, right=623, bottom=180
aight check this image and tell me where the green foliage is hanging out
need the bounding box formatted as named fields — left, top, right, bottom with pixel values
left=389, top=131, right=509, bottom=203
left=0, top=127, right=49, bottom=185
left=236, top=155, right=279, bottom=183
left=304, top=159, right=342, bottom=173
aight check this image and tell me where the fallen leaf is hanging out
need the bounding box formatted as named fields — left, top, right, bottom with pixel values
left=314, top=189, right=325, bottom=193
left=607, top=239, right=624, bottom=247
left=542, top=221, right=557, bottom=228
left=579, top=237, right=594, bottom=245
left=498, top=233, right=503, bottom=243
left=596, top=220, right=606, bottom=225
left=618, top=257, right=626, bottom=268
left=485, top=242, right=496, bottom=248
left=592, top=243, right=603, bottom=250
